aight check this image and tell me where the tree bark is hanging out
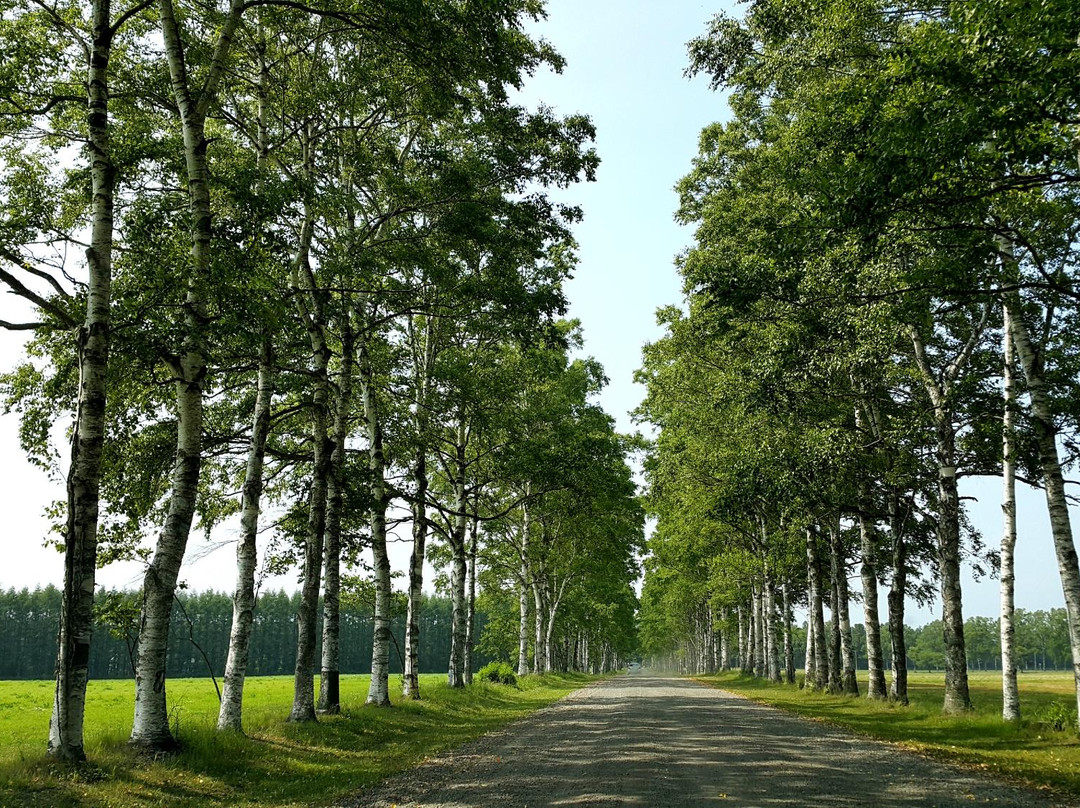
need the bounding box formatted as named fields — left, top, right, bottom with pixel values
left=131, top=0, right=245, bottom=753
left=447, top=414, right=469, bottom=688
left=830, top=521, right=859, bottom=695
left=464, top=509, right=479, bottom=685
left=318, top=320, right=353, bottom=715
left=361, top=334, right=392, bottom=707
left=858, top=507, right=887, bottom=700
left=288, top=213, right=328, bottom=725
left=910, top=326, right=975, bottom=713
left=1000, top=303, right=1020, bottom=721
left=887, top=493, right=909, bottom=705
left=1004, top=289, right=1080, bottom=726
left=517, top=505, right=531, bottom=678
left=806, top=527, right=828, bottom=690
left=782, top=582, right=795, bottom=684
left=217, top=340, right=273, bottom=732
left=49, top=0, right=114, bottom=762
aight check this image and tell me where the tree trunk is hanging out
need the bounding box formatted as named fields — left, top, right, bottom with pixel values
left=404, top=443, right=428, bottom=699
left=828, top=575, right=842, bottom=694
left=752, top=584, right=765, bottom=678
left=1000, top=304, right=1020, bottom=721
left=131, top=0, right=244, bottom=752
left=217, top=340, right=273, bottom=732
left=806, top=527, right=828, bottom=690
left=888, top=493, right=909, bottom=705
left=1005, top=289, right=1080, bottom=725
left=49, top=0, right=114, bottom=762
left=464, top=510, right=479, bottom=685
left=447, top=415, right=469, bottom=688
left=361, top=334, right=393, bottom=707
left=782, top=582, right=795, bottom=684
left=910, top=325, right=973, bottom=713
left=935, top=416, right=972, bottom=712
left=830, top=521, right=859, bottom=695
left=516, top=507, right=529, bottom=678
left=288, top=214, right=328, bottom=725
left=737, top=605, right=748, bottom=673
left=858, top=508, right=887, bottom=700
left=318, top=321, right=353, bottom=715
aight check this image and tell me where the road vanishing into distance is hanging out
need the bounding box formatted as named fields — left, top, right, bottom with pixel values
left=343, top=674, right=1071, bottom=808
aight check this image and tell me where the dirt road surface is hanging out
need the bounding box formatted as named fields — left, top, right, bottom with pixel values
left=341, top=674, right=1075, bottom=808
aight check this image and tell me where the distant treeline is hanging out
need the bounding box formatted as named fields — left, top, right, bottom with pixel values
left=784, top=610, right=1072, bottom=673
left=1, top=587, right=487, bottom=681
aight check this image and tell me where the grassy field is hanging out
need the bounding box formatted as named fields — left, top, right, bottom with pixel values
left=0, top=672, right=597, bottom=808
left=698, top=669, right=1080, bottom=798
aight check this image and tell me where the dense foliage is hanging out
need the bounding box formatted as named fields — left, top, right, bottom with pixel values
left=0, top=0, right=642, bottom=759
left=637, top=0, right=1080, bottom=726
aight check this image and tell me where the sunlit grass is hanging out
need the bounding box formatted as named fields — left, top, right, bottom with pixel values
left=698, top=669, right=1080, bottom=798
left=0, top=672, right=596, bottom=807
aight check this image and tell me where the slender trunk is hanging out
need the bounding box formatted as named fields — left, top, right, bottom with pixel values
left=764, top=575, right=780, bottom=682
left=935, top=416, right=972, bottom=712
left=782, top=583, right=795, bottom=684
left=318, top=322, right=353, bottom=715
left=858, top=507, right=887, bottom=700
left=404, top=444, right=427, bottom=699
left=804, top=616, right=814, bottom=686
left=719, top=607, right=730, bottom=671
left=360, top=334, right=392, bottom=707
left=49, top=0, right=114, bottom=761
left=830, top=521, right=859, bottom=695
left=533, top=579, right=546, bottom=675
left=447, top=415, right=468, bottom=688
left=828, top=575, right=842, bottom=694
left=1005, top=289, right=1080, bottom=725
left=737, top=605, right=747, bottom=673
left=464, top=509, right=479, bottom=685
left=517, top=507, right=530, bottom=678
left=752, top=585, right=765, bottom=677
left=288, top=214, right=328, bottom=725
left=1000, top=305, right=1020, bottom=721
left=806, top=527, right=828, bottom=690
left=131, top=0, right=244, bottom=752
left=888, top=494, right=909, bottom=704
left=910, top=325, right=973, bottom=712
left=217, top=340, right=273, bottom=732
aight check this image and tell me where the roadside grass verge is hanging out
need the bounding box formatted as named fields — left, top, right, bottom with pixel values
left=0, top=672, right=596, bottom=808
left=697, top=669, right=1080, bottom=798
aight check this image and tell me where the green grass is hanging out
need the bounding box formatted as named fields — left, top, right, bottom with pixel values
left=0, top=672, right=597, bottom=808
left=698, top=669, right=1080, bottom=798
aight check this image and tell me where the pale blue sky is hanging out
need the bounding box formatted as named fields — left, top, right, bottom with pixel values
left=0, top=0, right=1070, bottom=626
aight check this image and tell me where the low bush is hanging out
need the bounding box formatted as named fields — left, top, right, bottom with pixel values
left=476, top=661, right=518, bottom=687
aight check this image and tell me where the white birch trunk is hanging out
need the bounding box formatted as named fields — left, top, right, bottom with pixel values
left=132, top=0, right=243, bottom=750
left=217, top=341, right=273, bottom=732
left=49, top=0, right=114, bottom=761
left=830, top=521, right=859, bottom=695
left=288, top=213, right=327, bottom=725
left=464, top=510, right=478, bottom=685
left=362, top=334, right=392, bottom=707
left=517, top=506, right=531, bottom=678
left=1000, top=304, right=1020, bottom=721
left=1004, top=289, right=1080, bottom=726
left=318, top=321, right=353, bottom=715
left=910, top=325, right=977, bottom=712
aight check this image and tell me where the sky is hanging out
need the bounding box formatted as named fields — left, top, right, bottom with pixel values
left=0, top=0, right=1072, bottom=626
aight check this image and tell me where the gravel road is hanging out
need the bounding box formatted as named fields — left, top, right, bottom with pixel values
left=341, top=674, right=1076, bottom=808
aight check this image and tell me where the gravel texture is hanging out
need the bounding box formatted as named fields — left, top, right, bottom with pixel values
left=340, top=673, right=1077, bottom=808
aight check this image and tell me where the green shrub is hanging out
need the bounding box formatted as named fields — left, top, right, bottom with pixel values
left=477, top=661, right=518, bottom=687
left=1039, top=701, right=1079, bottom=733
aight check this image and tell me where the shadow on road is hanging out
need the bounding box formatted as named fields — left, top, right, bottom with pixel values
left=346, top=675, right=1066, bottom=808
